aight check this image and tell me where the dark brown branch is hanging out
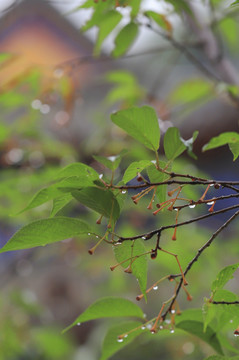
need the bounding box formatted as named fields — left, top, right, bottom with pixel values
left=163, top=210, right=239, bottom=319
left=212, top=301, right=239, bottom=305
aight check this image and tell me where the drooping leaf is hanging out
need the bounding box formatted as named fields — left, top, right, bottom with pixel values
left=211, top=263, right=239, bottom=293
left=112, top=22, right=138, bottom=57
left=100, top=321, right=146, bottom=360
left=164, top=127, right=187, bottom=160
left=176, top=320, right=224, bottom=355
left=203, top=132, right=239, bottom=161
left=123, top=160, right=153, bottom=183
left=147, top=162, right=170, bottom=203
left=0, top=217, right=90, bottom=253
left=72, top=187, right=120, bottom=221
left=50, top=193, right=73, bottom=217
left=63, top=297, right=144, bottom=332
left=114, top=240, right=148, bottom=297
left=111, top=106, right=160, bottom=151
left=94, top=10, right=122, bottom=55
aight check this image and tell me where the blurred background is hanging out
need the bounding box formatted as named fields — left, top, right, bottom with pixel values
left=0, top=0, right=239, bottom=359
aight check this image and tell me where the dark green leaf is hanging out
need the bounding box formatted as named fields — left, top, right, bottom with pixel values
left=63, top=298, right=144, bottom=332
left=100, top=321, right=145, bottom=360
left=123, top=160, right=152, bottom=183
left=72, top=187, right=120, bottom=221
left=111, top=106, right=160, bottom=151
left=0, top=217, right=90, bottom=253
left=211, top=263, right=239, bottom=293
left=114, top=240, right=147, bottom=297
left=112, top=22, right=138, bottom=57
left=93, top=150, right=127, bottom=171
left=164, top=127, right=187, bottom=160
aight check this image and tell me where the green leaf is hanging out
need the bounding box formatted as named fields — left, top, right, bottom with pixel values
left=144, top=11, right=172, bottom=33
left=111, top=106, right=160, bottom=151
left=93, top=150, right=127, bottom=171
left=50, top=193, right=73, bottom=217
left=211, top=263, right=239, bottom=293
left=219, top=18, right=238, bottom=50
left=205, top=357, right=239, bottom=360
left=181, top=130, right=199, bottom=159
left=100, top=321, right=145, bottom=360
left=147, top=162, right=170, bottom=203
left=176, top=320, right=223, bottom=355
left=72, top=187, right=120, bottom=221
left=213, top=289, right=238, bottom=302
left=164, top=127, right=187, bottom=160
left=165, top=0, right=192, bottom=14
left=169, top=78, right=212, bottom=105
left=0, top=217, right=90, bottom=253
left=63, top=298, right=144, bottom=332
left=114, top=240, right=147, bottom=297
left=56, top=162, right=99, bottom=181
left=95, top=10, right=122, bottom=55
left=123, top=160, right=152, bottom=183
left=202, top=132, right=239, bottom=160
left=231, top=0, right=239, bottom=5
left=112, top=22, right=138, bottom=57
left=202, top=300, right=217, bottom=332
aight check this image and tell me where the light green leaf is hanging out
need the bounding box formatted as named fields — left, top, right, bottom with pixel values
left=164, top=127, right=187, bottom=160
left=114, top=240, right=147, bottom=297
left=63, top=298, right=144, bottom=332
left=111, top=106, right=160, bottom=151
left=203, top=132, right=239, bottom=161
left=231, top=0, right=239, bottom=5
left=50, top=193, right=73, bottom=217
left=56, top=162, right=99, bottom=181
left=169, top=78, right=212, bottom=105
left=229, top=142, right=239, bottom=161
left=95, top=10, right=122, bottom=55
left=100, top=321, right=145, bottom=360
left=214, top=289, right=238, bottom=302
left=176, top=320, right=223, bottom=355
left=0, top=217, right=90, bottom=253
left=219, top=18, right=238, bottom=50
left=147, top=162, right=170, bottom=203
left=123, top=160, right=153, bottom=183
left=144, top=11, right=172, bottom=32
left=72, top=187, right=120, bottom=221
left=112, top=22, right=138, bottom=57
left=211, top=263, right=239, bottom=293
left=202, top=300, right=217, bottom=332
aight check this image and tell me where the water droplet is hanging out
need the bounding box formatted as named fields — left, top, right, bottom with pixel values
left=87, top=233, right=91, bottom=236
left=31, top=99, right=41, bottom=109
left=143, top=313, right=147, bottom=318
left=171, top=310, right=176, bottom=314
left=234, top=332, right=239, bottom=337
left=117, top=338, right=124, bottom=343
left=99, top=174, right=103, bottom=179
left=141, top=326, right=146, bottom=330
left=210, top=184, right=214, bottom=187
left=151, top=160, right=156, bottom=164
left=77, top=322, right=81, bottom=326
left=159, top=325, right=163, bottom=330
left=124, top=334, right=128, bottom=338
left=141, top=236, right=146, bottom=240
left=207, top=201, right=214, bottom=205
left=96, top=236, right=99, bottom=239
left=146, top=323, right=152, bottom=330
left=230, top=319, right=233, bottom=323
left=40, top=104, right=50, bottom=114
left=108, top=156, right=117, bottom=162
left=115, top=242, right=122, bottom=245
left=165, top=319, right=171, bottom=324
left=153, top=286, right=158, bottom=290
left=122, top=190, right=127, bottom=194
left=189, top=204, right=196, bottom=209
left=170, top=329, right=175, bottom=334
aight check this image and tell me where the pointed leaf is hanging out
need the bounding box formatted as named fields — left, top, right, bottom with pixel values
left=112, top=22, right=138, bottom=57
left=164, top=127, right=187, bottom=160
left=72, top=187, right=120, bottom=221
left=56, top=162, right=99, bottom=181
left=93, top=150, right=127, bottom=171
left=203, top=133, right=239, bottom=157
left=144, top=11, right=172, bottom=33
left=111, top=106, right=160, bottom=151
left=50, top=193, right=73, bottom=217
left=0, top=217, right=90, bottom=253
left=100, top=321, right=145, bottom=360
left=211, top=263, right=239, bottom=293
left=123, top=160, right=152, bottom=183
left=64, top=297, right=144, bottom=332
left=114, top=240, right=147, bottom=297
